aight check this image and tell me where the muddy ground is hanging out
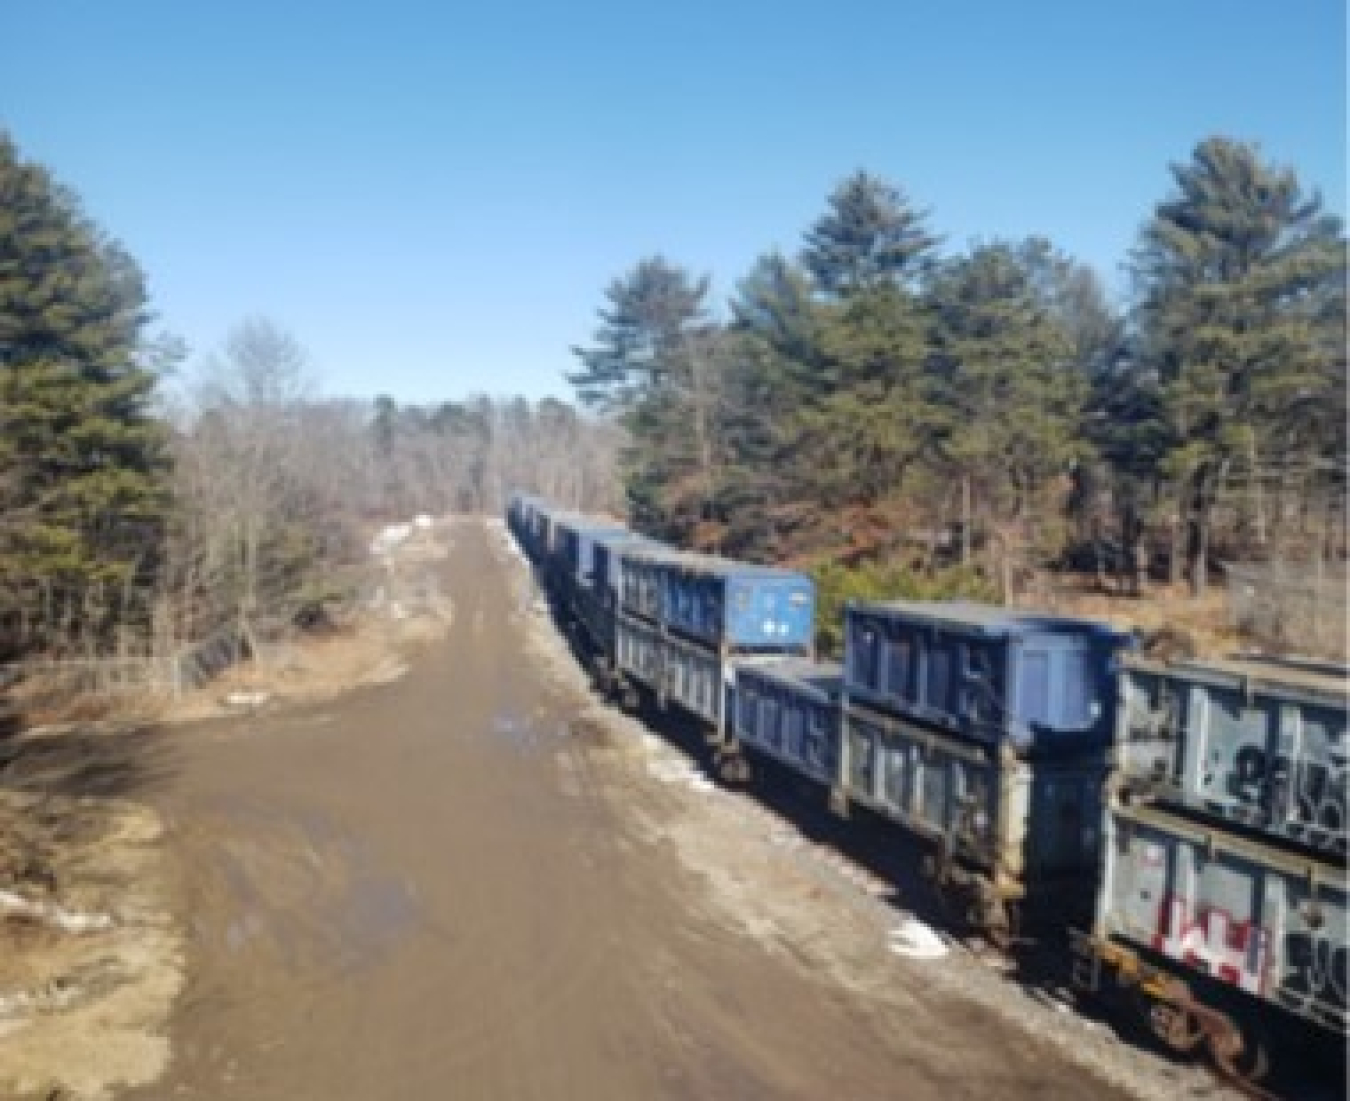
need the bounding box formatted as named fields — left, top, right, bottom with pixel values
left=0, top=519, right=1294, bottom=1099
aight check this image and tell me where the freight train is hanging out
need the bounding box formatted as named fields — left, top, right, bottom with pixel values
left=506, top=493, right=1348, bottom=1093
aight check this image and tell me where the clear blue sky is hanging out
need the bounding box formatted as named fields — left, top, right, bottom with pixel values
left=2, top=1, right=1344, bottom=404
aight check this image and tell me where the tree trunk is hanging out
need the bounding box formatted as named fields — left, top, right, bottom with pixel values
left=1249, top=435, right=1267, bottom=546
left=1191, top=507, right=1209, bottom=597
left=961, top=477, right=972, bottom=566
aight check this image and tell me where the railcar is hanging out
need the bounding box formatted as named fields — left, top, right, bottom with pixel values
left=1073, top=653, right=1349, bottom=1088
left=836, top=602, right=1132, bottom=938
left=613, top=545, right=816, bottom=735
left=504, top=498, right=1349, bottom=1090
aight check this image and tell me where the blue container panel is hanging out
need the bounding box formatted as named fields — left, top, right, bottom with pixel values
left=844, top=602, right=1124, bottom=747
left=617, top=616, right=663, bottom=691
left=732, top=663, right=838, bottom=785
left=662, top=570, right=720, bottom=641
left=843, top=704, right=1107, bottom=883
left=662, top=636, right=726, bottom=726
left=726, top=575, right=815, bottom=649
left=660, top=565, right=815, bottom=650
left=620, top=552, right=672, bottom=622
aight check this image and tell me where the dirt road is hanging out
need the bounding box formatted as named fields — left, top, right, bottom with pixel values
left=123, top=522, right=1154, bottom=1100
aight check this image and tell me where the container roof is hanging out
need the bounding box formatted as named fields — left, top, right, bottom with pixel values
left=851, top=599, right=1127, bottom=638
left=1126, top=652, right=1349, bottom=696
left=738, top=657, right=842, bottom=694
left=621, top=544, right=807, bottom=580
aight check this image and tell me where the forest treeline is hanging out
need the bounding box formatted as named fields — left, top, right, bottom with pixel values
left=1, top=129, right=1345, bottom=669
left=0, top=132, right=618, bottom=666
left=569, top=136, right=1347, bottom=612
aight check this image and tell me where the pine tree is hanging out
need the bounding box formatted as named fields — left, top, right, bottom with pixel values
left=925, top=241, right=1086, bottom=590
left=795, top=283, right=934, bottom=558
left=1131, top=136, right=1347, bottom=591
left=0, top=132, right=169, bottom=654
left=567, top=256, right=710, bottom=414
left=724, top=253, right=830, bottom=555
left=801, top=170, right=938, bottom=297
left=568, top=257, right=714, bottom=537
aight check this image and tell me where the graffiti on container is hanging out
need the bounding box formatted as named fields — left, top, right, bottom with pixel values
left=1153, top=895, right=1269, bottom=994
left=1278, top=928, right=1348, bottom=1021
left=1226, top=744, right=1348, bottom=851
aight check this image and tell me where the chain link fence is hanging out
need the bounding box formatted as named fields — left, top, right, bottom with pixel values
left=1226, top=561, right=1348, bottom=661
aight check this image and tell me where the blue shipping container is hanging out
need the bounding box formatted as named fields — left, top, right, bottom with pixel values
left=618, top=545, right=680, bottom=623
left=731, top=659, right=840, bottom=784
left=555, top=518, right=631, bottom=587
left=659, top=553, right=815, bottom=651
left=844, top=601, right=1130, bottom=749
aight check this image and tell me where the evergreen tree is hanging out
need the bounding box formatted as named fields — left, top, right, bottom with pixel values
left=926, top=241, right=1086, bottom=585
left=724, top=254, right=830, bottom=555
left=801, top=170, right=938, bottom=297
left=795, top=283, right=934, bottom=558
left=1131, top=136, right=1347, bottom=591
left=0, top=132, right=169, bottom=653
left=568, top=257, right=714, bottom=537
left=567, top=256, right=710, bottom=413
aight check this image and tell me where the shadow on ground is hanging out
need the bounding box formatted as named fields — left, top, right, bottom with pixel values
left=0, top=705, right=174, bottom=804
left=543, top=591, right=1347, bottom=1101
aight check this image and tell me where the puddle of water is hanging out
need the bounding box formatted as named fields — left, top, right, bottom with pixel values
left=337, top=874, right=419, bottom=958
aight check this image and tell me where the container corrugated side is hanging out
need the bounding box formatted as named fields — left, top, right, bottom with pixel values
left=1094, top=797, right=1347, bottom=1035
left=1116, top=655, right=1348, bottom=860
left=842, top=699, right=1108, bottom=892
left=661, top=560, right=815, bottom=650
left=731, top=659, right=840, bottom=785
left=843, top=601, right=1127, bottom=750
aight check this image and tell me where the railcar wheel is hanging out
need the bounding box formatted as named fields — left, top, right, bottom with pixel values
left=978, top=897, right=1018, bottom=950
left=1148, top=999, right=1205, bottom=1054
left=1209, top=1018, right=1270, bottom=1095
left=714, top=747, right=750, bottom=784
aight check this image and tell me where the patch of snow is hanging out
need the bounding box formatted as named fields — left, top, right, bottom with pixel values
left=0, top=889, right=114, bottom=934
left=888, top=917, right=948, bottom=960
